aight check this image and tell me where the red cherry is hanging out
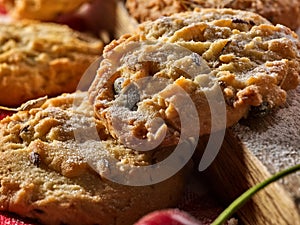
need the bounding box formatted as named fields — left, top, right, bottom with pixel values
left=134, top=209, right=202, bottom=225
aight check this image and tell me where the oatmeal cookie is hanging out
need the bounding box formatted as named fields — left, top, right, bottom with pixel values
left=0, top=20, right=103, bottom=107
left=1, top=0, right=90, bottom=21
left=0, top=92, right=190, bottom=225
left=126, top=0, right=300, bottom=30
left=89, top=8, right=300, bottom=147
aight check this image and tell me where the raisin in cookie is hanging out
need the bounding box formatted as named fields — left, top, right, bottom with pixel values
left=1, top=0, right=90, bottom=21
left=0, top=92, right=190, bottom=225
left=89, top=8, right=300, bottom=147
left=0, top=20, right=103, bottom=107
left=126, top=0, right=300, bottom=30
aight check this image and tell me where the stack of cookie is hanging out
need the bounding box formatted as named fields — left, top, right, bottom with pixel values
left=0, top=1, right=300, bottom=225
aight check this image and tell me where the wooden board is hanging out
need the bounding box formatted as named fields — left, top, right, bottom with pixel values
left=232, top=87, right=300, bottom=207
left=196, top=130, right=300, bottom=225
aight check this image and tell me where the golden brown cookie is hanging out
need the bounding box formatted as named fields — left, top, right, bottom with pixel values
left=126, top=0, right=185, bottom=24
left=126, top=0, right=300, bottom=30
left=0, top=92, right=190, bottom=225
left=89, top=8, right=300, bottom=147
left=0, top=20, right=103, bottom=107
left=1, top=0, right=90, bottom=21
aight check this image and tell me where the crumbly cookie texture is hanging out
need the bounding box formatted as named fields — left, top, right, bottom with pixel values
left=89, top=8, right=300, bottom=147
left=0, top=93, right=189, bottom=225
left=126, top=0, right=300, bottom=30
left=1, top=0, right=90, bottom=20
left=0, top=20, right=103, bottom=107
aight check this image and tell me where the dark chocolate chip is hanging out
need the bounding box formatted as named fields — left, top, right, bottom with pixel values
left=21, top=125, right=30, bottom=133
left=249, top=20, right=256, bottom=26
left=232, top=18, right=249, bottom=24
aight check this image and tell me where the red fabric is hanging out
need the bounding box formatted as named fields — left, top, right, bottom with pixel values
left=0, top=212, right=36, bottom=225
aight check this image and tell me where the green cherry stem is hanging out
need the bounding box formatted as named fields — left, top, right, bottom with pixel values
left=211, top=163, right=300, bottom=225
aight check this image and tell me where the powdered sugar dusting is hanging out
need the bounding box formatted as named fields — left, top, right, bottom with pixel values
left=232, top=86, right=300, bottom=205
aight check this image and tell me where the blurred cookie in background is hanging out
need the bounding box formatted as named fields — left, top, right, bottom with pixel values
left=227, top=0, right=300, bottom=31
left=0, top=0, right=90, bottom=21
left=0, top=20, right=103, bottom=107
left=0, top=0, right=118, bottom=42
left=126, top=0, right=300, bottom=30
left=55, top=0, right=117, bottom=43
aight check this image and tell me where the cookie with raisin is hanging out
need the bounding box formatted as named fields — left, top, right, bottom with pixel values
left=89, top=9, right=300, bottom=147
left=0, top=92, right=190, bottom=225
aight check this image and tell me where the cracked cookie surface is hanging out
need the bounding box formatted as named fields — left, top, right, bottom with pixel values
left=0, top=93, right=188, bottom=225
left=0, top=20, right=103, bottom=107
left=89, top=8, right=300, bottom=147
